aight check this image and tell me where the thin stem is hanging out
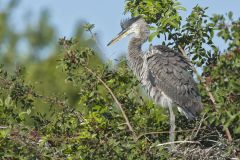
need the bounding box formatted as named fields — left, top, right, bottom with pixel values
left=191, top=113, right=208, bottom=139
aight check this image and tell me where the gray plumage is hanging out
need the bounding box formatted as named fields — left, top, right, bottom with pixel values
left=107, top=16, right=203, bottom=119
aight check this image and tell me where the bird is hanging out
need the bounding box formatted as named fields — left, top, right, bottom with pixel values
left=107, top=16, right=203, bottom=121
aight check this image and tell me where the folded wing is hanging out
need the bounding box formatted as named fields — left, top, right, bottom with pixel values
left=146, top=45, right=203, bottom=119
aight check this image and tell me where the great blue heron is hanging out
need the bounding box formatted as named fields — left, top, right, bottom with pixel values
left=107, top=16, right=203, bottom=142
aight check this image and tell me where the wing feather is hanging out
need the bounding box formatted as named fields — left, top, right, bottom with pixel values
left=146, top=45, right=203, bottom=118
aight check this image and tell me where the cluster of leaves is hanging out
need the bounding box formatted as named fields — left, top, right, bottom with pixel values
left=125, top=0, right=184, bottom=39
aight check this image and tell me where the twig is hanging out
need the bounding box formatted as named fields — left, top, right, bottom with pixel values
left=84, top=66, right=137, bottom=140
left=137, top=128, right=203, bottom=140
left=178, top=45, right=233, bottom=142
left=155, top=141, right=200, bottom=147
left=190, top=113, right=208, bottom=140
left=0, top=126, right=8, bottom=129
left=202, top=84, right=217, bottom=111
left=224, top=129, right=233, bottom=142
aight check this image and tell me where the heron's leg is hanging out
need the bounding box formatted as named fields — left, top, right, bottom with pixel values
left=168, top=105, right=176, bottom=151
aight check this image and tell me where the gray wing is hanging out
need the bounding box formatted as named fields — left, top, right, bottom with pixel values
left=146, top=45, right=203, bottom=118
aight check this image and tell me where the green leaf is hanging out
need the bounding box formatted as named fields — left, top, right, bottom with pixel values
left=148, top=31, right=159, bottom=42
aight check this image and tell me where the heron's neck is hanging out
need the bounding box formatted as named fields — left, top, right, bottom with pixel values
left=127, top=36, right=147, bottom=77
left=128, top=36, right=146, bottom=53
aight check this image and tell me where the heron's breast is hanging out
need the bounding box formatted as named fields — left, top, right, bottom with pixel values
left=143, top=81, right=173, bottom=108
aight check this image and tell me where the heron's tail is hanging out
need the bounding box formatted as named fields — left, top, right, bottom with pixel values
left=177, top=101, right=203, bottom=120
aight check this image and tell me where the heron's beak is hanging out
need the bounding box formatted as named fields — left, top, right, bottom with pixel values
left=107, top=28, right=131, bottom=46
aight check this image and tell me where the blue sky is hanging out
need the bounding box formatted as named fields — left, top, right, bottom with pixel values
left=6, top=0, right=240, bottom=60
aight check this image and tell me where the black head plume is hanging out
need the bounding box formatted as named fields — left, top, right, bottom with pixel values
left=120, top=16, right=141, bottom=30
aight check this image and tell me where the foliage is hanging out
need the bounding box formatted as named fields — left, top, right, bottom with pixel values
left=0, top=0, right=240, bottom=159
left=202, top=15, right=240, bottom=137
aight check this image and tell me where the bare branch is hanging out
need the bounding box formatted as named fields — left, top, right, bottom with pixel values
left=191, top=113, right=208, bottom=139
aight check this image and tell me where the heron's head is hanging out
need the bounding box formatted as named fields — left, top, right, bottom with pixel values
left=107, top=16, right=149, bottom=46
